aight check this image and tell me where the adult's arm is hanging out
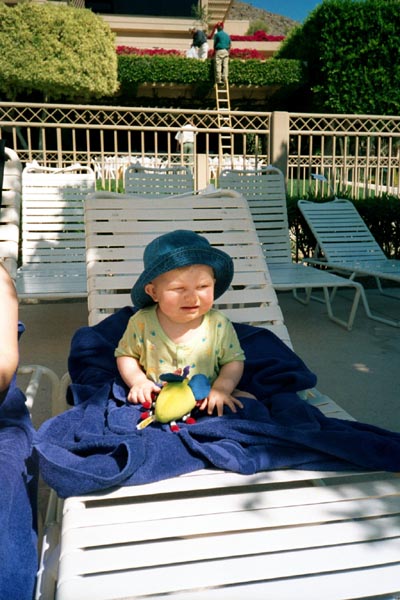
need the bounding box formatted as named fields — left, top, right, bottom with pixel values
left=0, top=263, right=18, bottom=394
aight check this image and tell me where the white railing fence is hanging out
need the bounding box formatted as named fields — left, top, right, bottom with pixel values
left=1, top=102, right=399, bottom=198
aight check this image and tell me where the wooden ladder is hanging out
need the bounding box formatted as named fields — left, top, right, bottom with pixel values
left=215, top=82, right=233, bottom=168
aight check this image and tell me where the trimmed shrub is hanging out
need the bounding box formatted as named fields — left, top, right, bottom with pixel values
left=117, top=54, right=305, bottom=90
left=0, top=2, right=118, bottom=101
left=277, top=0, right=400, bottom=115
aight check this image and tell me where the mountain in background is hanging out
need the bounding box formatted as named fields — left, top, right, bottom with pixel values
left=227, top=1, right=300, bottom=35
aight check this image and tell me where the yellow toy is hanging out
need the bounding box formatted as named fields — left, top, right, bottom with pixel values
left=136, top=366, right=211, bottom=432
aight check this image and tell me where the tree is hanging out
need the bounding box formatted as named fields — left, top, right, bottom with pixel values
left=277, top=0, right=400, bottom=115
left=246, top=20, right=269, bottom=35
left=0, top=2, right=118, bottom=101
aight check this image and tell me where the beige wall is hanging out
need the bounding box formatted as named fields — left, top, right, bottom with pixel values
left=224, top=19, right=250, bottom=35
left=5, top=3, right=280, bottom=55
left=106, top=15, right=280, bottom=56
left=104, top=15, right=202, bottom=51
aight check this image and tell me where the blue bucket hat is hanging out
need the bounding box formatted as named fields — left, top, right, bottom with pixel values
left=131, top=229, right=233, bottom=308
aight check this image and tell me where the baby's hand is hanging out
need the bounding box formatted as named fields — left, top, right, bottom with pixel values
left=200, top=388, right=244, bottom=417
left=127, top=379, right=160, bottom=405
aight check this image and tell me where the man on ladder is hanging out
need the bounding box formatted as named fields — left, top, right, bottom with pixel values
left=213, top=22, right=231, bottom=85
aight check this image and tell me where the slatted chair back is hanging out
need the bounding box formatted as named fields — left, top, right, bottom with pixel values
left=124, top=164, right=194, bottom=196
left=298, top=198, right=387, bottom=265
left=17, top=164, right=95, bottom=299
left=84, top=189, right=290, bottom=345
left=219, top=166, right=293, bottom=263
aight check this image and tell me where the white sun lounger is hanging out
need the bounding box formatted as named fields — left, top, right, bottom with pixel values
left=219, top=166, right=363, bottom=330
left=0, top=147, right=21, bottom=279
left=298, top=198, right=400, bottom=327
left=17, top=164, right=95, bottom=299
left=36, top=189, right=400, bottom=600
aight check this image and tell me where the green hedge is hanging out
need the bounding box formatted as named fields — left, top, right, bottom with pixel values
left=287, top=195, right=400, bottom=260
left=277, top=0, right=400, bottom=114
left=117, top=55, right=305, bottom=91
left=0, top=2, right=118, bottom=101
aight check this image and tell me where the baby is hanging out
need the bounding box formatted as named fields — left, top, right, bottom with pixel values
left=115, top=229, right=247, bottom=417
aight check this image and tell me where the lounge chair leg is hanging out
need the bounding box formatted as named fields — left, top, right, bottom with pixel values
left=359, top=286, right=400, bottom=327
left=292, top=287, right=313, bottom=305
left=322, top=286, right=361, bottom=331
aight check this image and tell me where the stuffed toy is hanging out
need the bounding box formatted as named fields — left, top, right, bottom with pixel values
left=136, top=366, right=211, bottom=432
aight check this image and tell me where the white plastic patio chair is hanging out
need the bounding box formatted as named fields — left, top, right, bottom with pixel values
left=298, top=198, right=400, bottom=327
left=17, top=164, right=96, bottom=299
left=219, top=166, right=362, bottom=330
left=35, top=189, right=400, bottom=600
left=124, top=163, right=194, bottom=196
left=0, top=147, right=21, bottom=280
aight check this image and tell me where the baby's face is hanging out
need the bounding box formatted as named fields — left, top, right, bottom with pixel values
left=145, top=264, right=215, bottom=324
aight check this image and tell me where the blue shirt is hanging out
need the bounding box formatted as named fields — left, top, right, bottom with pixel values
left=213, top=30, right=231, bottom=51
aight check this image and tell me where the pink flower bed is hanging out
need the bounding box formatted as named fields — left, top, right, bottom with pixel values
left=117, top=47, right=182, bottom=56
left=117, top=47, right=266, bottom=60
left=230, top=30, right=285, bottom=42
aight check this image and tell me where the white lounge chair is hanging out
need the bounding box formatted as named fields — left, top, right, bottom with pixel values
left=0, top=149, right=61, bottom=594
left=298, top=198, right=400, bottom=327
left=124, top=163, right=194, bottom=196
left=0, top=147, right=21, bottom=279
left=17, top=164, right=95, bottom=299
left=35, top=189, right=400, bottom=600
left=0, top=149, right=62, bottom=410
left=219, top=166, right=362, bottom=330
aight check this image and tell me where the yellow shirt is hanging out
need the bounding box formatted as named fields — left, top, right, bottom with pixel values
left=115, top=305, right=245, bottom=384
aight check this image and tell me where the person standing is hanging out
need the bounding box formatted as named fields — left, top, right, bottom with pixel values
left=213, top=22, right=231, bottom=85
left=175, top=120, right=196, bottom=165
left=189, top=27, right=209, bottom=60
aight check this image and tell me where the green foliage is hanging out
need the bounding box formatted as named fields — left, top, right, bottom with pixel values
left=355, top=195, right=400, bottom=258
left=117, top=55, right=305, bottom=93
left=277, top=0, right=400, bottom=114
left=0, top=2, right=118, bottom=101
left=246, top=20, right=269, bottom=35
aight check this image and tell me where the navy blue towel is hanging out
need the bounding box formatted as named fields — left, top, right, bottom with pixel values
left=34, top=308, right=400, bottom=498
left=0, top=323, right=38, bottom=600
